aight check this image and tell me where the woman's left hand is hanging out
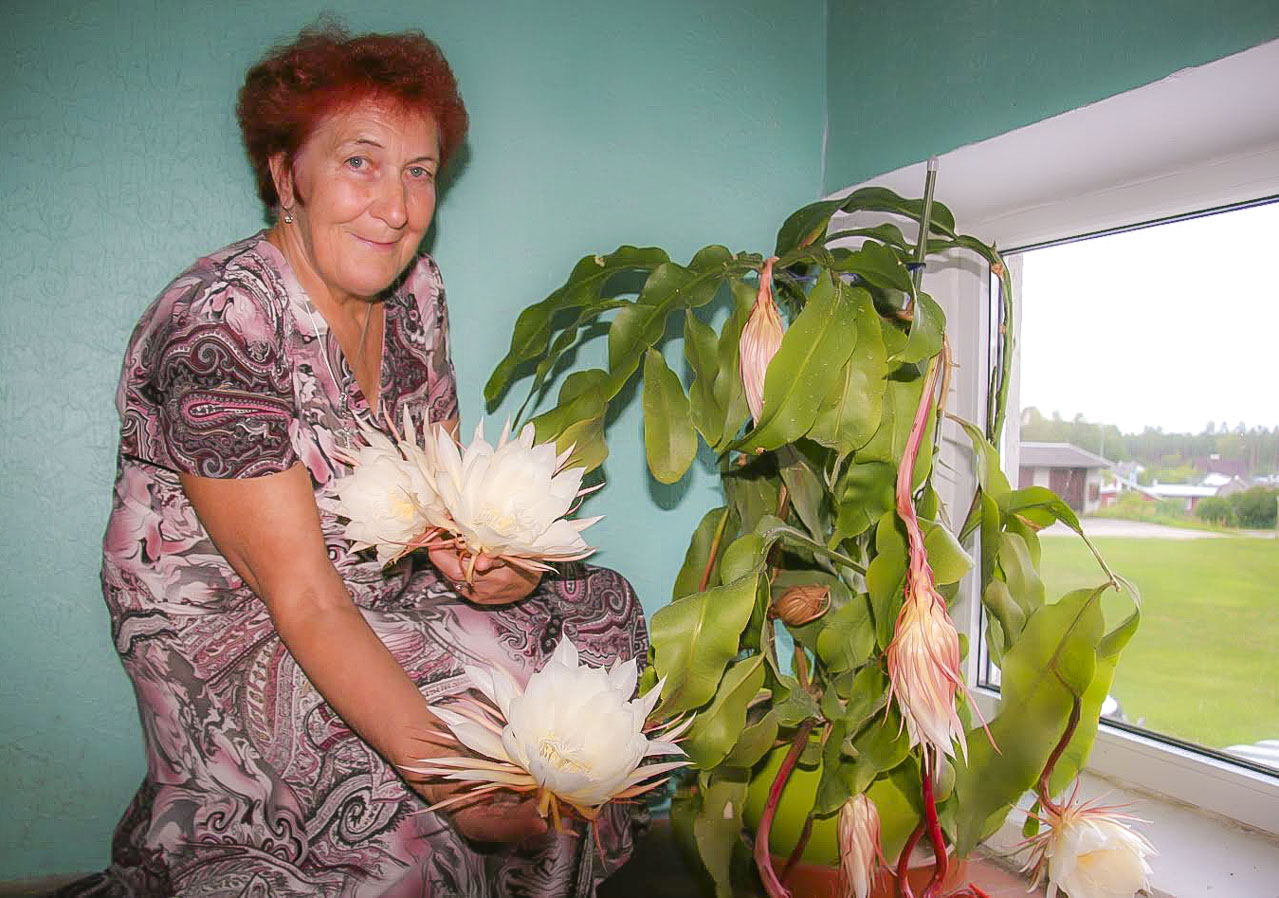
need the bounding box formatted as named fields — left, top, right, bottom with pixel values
left=428, top=545, right=542, bottom=606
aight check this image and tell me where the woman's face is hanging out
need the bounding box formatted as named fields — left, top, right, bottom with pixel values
left=271, top=103, right=440, bottom=303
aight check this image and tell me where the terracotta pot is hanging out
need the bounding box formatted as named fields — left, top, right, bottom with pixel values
left=772, top=853, right=968, bottom=898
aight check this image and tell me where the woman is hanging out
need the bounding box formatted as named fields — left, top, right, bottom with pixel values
left=65, top=25, right=646, bottom=898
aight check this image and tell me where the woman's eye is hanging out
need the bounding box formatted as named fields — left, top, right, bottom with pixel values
left=345, top=156, right=367, bottom=170
left=408, top=165, right=435, bottom=181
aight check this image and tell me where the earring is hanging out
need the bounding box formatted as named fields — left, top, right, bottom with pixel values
left=282, top=209, right=294, bottom=224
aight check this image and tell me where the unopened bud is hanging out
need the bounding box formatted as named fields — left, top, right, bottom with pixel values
left=770, top=585, right=830, bottom=626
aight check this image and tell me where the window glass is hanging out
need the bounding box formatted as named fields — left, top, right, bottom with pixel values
left=998, top=199, right=1279, bottom=774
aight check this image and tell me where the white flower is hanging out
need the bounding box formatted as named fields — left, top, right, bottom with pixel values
left=406, top=638, right=689, bottom=823
left=1024, top=792, right=1156, bottom=898
left=838, top=793, right=885, bottom=898
left=330, top=414, right=445, bottom=566
left=429, top=420, right=600, bottom=575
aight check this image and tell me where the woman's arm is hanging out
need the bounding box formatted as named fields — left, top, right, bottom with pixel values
left=180, top=463, right=546, bottom=842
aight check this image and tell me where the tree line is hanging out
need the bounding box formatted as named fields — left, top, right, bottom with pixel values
left=1020, top=408, right=1279, bottom=482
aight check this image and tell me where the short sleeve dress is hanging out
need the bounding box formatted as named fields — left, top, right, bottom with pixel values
left=71, top=234, right=648, bottom=898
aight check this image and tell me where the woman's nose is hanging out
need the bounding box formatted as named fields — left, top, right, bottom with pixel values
left=373, top=178, right=409, bottom=229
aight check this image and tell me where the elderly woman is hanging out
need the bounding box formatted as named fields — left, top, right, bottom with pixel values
left=65, top=25, right=646, bottom=898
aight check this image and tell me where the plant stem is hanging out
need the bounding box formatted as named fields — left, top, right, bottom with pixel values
left=896, top=822, right=925, bottom=898
left=1036, top=693, right=1082, bottom=816
left=919, top=765, right=949, bottom=898
left=778, top=724, right=831, bottom=882
left=753, top=719, right=815, bottom=898
left=698, top=506, right=733, bottom=592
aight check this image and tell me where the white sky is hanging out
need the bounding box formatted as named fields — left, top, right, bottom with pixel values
left=1017, top=200, right=1279, bottom=435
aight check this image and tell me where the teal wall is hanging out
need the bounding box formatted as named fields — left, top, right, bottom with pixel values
left=6, top=0, right=1279, bottom=881
left=0, top=0, right=824, bottom=878
left=824, top=0, right=1279, bottom=191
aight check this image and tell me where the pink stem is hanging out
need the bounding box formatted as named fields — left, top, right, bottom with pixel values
left=919, top=765, right=949, bottom=898
left=896, top=822, right=925, bottom=898
left=753, top=720, right=815, bottom=898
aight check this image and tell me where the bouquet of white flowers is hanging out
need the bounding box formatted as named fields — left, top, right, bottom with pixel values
left=330, top=411, right=600, bottom=580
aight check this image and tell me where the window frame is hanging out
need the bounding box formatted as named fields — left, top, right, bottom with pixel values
left=825, top=36, right=1279, bottom=847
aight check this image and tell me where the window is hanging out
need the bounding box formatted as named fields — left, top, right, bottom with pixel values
left=828, top=35, right=1279, bottom=895
left=1005, top=199, right=1279, bottom=778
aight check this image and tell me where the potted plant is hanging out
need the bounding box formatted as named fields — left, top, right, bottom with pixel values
left=484, top=174, right=1147, bottom=898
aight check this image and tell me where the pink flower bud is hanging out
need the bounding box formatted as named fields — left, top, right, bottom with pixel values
left=886, top=560, right=967, bottom=782
left=839, top=793, right=885, bottom=898
left=739, top=257, right=783, bottom=421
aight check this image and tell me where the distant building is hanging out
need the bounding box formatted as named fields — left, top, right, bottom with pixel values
left=1018, top=442, right=1113, bottom=514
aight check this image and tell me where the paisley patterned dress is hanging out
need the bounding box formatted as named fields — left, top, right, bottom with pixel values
left=65, top=234, right=648, bottom=897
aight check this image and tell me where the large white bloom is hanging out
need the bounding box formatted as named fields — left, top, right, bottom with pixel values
left=1024, top=793, right=1156, bottom=898
left=330, top=416, right=445, bottom=566
left=406, top=638, right=688, bottom=823
left=429, top=420, right=599, bottom=572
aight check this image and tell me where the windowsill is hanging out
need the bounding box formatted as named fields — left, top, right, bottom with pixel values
left=985, top=770, right=1279, bottom=897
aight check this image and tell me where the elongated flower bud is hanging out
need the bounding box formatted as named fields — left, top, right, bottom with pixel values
left=886, top=354, right=968, bottom=782
left=839, top=793, right=885, bottom=898
left=770, top=584, right=830, bottom=627
left=740, top=256, right=783, bottom=421
left=886, top=560, right=966, bottom=781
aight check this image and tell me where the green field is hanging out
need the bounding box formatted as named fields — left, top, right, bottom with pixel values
left=1036, top=535, right=1279, bottom=751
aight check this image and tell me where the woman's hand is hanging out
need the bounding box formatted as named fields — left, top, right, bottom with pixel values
left=428, top=545, right=542, bottom=605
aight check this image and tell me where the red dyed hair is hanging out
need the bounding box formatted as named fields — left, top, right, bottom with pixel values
left=236, top=22, right=468, bottom=210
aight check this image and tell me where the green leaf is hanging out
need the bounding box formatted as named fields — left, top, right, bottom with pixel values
left=774, top=198, right=844, bottom=255
left=835, top=461, right=897, bottom=539
left=891, top=292, right=945, bottom=365
left=528, top=369, right=610, bottom=471
left=722, top=709, right=780, bottom=769
left=839, top=664, right=890, bottom=733
left=736, top=272, right=860, bottom=453
left=642, top=348, right=698, bottom=484
left=674, top=506, right=738, bottom=600
left=685, top=655, right=767, bottom=768
left=685, top=311, right=726, bottom=446
left=776, top=446, right=827, bottom=540
left=999, top=532, right=1046, bottom=617
left=844, top=706, right=912, bottom=796
left=952, top=416, right=1012, bottom=505
left=606, top=258, right=729, bottom=398
left=651, top=572, right=761, bottom=715
left=925, top=522, right=973, bottom=586
left=719, top=532, right=770, bottom=585
left=809, top=287, right=890, bottom=453
left=953, top=587, right=1108, bottom=853
left=772, top=676, right=822, bottom=727
left=837, top=186, right=957, bottom=237
left=982, top=579, right=1026, bottom=662
left=1048, top=587, right=1142, bottom=794
left=691, top=777, right=748, bottom=898
left=711, top=279, right=754, bottom=451
left=485, top=246, right=669, bottom=405
left=856, top=372, right=928, bottom=471
left=866, top=511, right=909, bottom=649
left=725, top=462, right=781, bottom=534
left=815, top=592, right=876, bottom=673
left=756, top=515, right=864, bottom=572
left=838, top=240, right=914, bottom=293
left=1007, top=486, right=1083, bottom=534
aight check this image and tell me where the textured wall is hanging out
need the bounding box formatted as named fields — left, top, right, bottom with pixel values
left=0, top=0, right=824, bottom=878
left=823, top=0, right=1279, bottom=190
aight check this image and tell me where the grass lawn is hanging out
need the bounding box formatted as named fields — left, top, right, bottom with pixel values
left=1036, top=534, right=1279, bottom=751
